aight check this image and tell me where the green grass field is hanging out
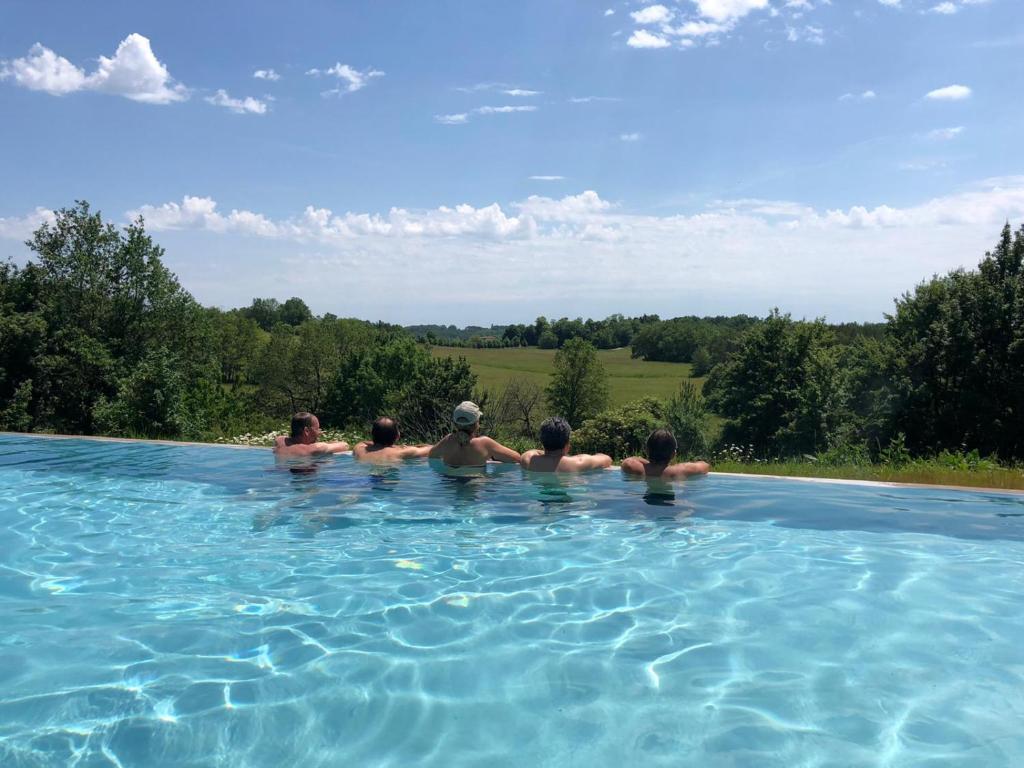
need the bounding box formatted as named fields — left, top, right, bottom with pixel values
left=430, top=346, right=703, bottom=407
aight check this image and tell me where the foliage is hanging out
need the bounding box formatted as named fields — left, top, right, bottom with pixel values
left=704, top=311, right=844, bottom=456
left=322, top=336, right=477, bottom=441
left=572, top=398, right=664, bottom=460
left=664, top=381, right=711, bottom=458
left=545, top=338, right=610, bottom=427
left=0, top=201, right=218, bottom=438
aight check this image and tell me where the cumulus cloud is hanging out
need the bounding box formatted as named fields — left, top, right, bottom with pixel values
left=926, top=84, right=971, bottom=100
left=306, top=62, right=384, bottom=95
left=620, top=132, right=643, bottom=142
left=253, top=69, right=281, bottom=81
left=691, top=0, right=770, bottom=23
left=0, top=207, right=56, bottom=240
left=0, top=34, right=187, bottom=104
left=631, top=5, right=674, bottom=24
left=205, top=89, right=269, bottom=115
left=87, top=177, right=1024, bottom=322
left=604, top=8, right=615, bottom=16
left=627, top=30, right=672, bottom=48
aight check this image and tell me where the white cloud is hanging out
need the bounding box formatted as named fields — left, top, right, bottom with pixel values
left=839, top=90, right=877, bottom=101
left=877, top=0, right=901, bottom=7
left=604, top=8, right=615, bottom=16
left=926, top=84, right=971, bottom=100
left=0, top=207, right=55, bottom=240
left=569, top=96, right=622, bottom=103
left=253, top=69, right=281, bottom=81
left=475, top=105, right=537, bottom=114
left=627, top=30, right=672, bottom=48
left=205, top=89, right=268, bottom=115
left=529, top=176, right=566, bottom=181
left=0, top=34, right=187, bottom=104
left=306, top=63, right=384, bottom=95
left=690, top=0, right=770, bottom=23
left=928, top=2, right=957, bottom=13
left=925, top=126, right=964, bottom=141
left=502, top=88, right=540, bottom=96
left=90, top=177, right=1024, bottom=322
left=0, top=44, right=87, bottom=95
left=620, top=132, right=643, bottom=142
left=435, top=113, right=469, bottom=125
left=631, top=5, right=674, bottom=24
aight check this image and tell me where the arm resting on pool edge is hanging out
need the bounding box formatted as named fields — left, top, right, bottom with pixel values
left=481, top=437, right=521, bottom=463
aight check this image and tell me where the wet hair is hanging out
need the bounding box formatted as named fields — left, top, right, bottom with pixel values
left=290, top=412, right=315, bottom=439
left=371, top=417, right=400, bottom=447
left=646, top=428, right=677, bottom=464
left=454, top=423, right=477, bottom=446
left=539, top=416, right=572, bottom=451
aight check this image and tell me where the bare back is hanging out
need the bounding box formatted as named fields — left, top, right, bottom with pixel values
left=273, top=436, right=349, bottom=458
left=353, top=442, right=430, bottom=462
left=621, top=457, right=710, bottom=480
left=429, top=434, right=521, bottom=467
left=520, top=449, right=612, bottom=473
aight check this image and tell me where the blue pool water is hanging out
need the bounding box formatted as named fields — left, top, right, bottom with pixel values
left=1, top=435, right=1023, bottom=767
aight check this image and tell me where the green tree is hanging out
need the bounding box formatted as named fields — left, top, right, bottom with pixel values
left=279, top=297, right=313, bottom=326
left=704, top=311, right=842, bottom=456
left=546, top=338, right=609, bottom=427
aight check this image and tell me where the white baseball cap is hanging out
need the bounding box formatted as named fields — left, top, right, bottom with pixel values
left=452, top=401, right=482, bottom=426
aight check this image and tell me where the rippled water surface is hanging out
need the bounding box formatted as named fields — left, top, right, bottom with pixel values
left=2, top=435, right=1024, bottom=767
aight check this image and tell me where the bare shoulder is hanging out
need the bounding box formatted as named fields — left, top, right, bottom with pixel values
left=520, top=449, right=540, bottom=467
left=621, top=456, right=646, bottom=475
left=666, top=461, right=711, bottom=479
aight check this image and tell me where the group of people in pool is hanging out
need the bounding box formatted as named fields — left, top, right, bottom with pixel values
left=273, top=401, right=710, bottom=481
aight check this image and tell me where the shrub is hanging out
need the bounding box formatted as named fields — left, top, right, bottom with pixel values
left=572, top=398, right=663, bottom=460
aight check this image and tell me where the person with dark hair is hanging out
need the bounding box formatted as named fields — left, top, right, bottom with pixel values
left=353, top=417, right=431, bottom=462
left=621, top=428, right=710, bottom=480
left=272, top=412, right=350, bottom=458
left=520, top=416, right=612, bottom=473
left=429, top=401, right=521, bottom=467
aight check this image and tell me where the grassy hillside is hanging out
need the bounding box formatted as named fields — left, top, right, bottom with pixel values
left=430, top=346, right=703, bottom=407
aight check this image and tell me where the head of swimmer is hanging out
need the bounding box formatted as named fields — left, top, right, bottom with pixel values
left=290, top=412, right=322, bottom=444
left=371, top=417, right=400, bottom=447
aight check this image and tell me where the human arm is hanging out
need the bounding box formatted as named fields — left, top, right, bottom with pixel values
left=312, top=441, right=350, bottom=455
left=621, top=457, right=647, bottom=476
left=582, top=453, right=613, bottom=470
left=482, top=437, right=521, bottom=463
left=665, top=461, right=710, bottom=479
left=399, top=445, right=432, bottom=459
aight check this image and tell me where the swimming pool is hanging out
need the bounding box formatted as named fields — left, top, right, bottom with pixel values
left=1, top=435, right=1022, bottom=767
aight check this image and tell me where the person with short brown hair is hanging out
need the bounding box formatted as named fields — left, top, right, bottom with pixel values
left=353, top=417, right=431, bottom=462
left=519, top=416, right=612, bottom=473
left=272, top=412, right=350, bottom=458
left=621, top=428, right=710, bottom=480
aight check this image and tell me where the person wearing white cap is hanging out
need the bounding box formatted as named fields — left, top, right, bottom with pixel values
left=428, top=401, right=522, bottom=467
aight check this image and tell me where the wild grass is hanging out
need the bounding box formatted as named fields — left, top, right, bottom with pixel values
left=711, top=460, right=1024, bottom=491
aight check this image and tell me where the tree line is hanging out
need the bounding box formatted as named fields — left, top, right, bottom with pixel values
left=2, top=201, right=1021, bottom=463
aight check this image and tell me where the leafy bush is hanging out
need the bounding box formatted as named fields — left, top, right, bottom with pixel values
left=572, top=398, right=663, bottom=460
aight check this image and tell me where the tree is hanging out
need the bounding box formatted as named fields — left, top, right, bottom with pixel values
left=704, top=311, right=842, bottom=456
left=279, top=297, right=313, bottom=326
left=3, top=201, right=218, bottom=437
left=546, top=338, right=609, bottom=427
left=244, top=298, right=281, bottom=331
left=537, top=329, right=558, bottom=349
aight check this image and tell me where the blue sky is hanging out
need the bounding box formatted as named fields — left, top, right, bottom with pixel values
left=1, top=0, right=1022, bottom=324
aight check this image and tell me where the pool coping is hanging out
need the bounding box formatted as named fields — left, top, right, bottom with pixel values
left=3, top=431, right=1024, bottom=496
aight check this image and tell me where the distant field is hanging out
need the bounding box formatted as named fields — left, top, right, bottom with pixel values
left=430, top=346, right=703, bottom=406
